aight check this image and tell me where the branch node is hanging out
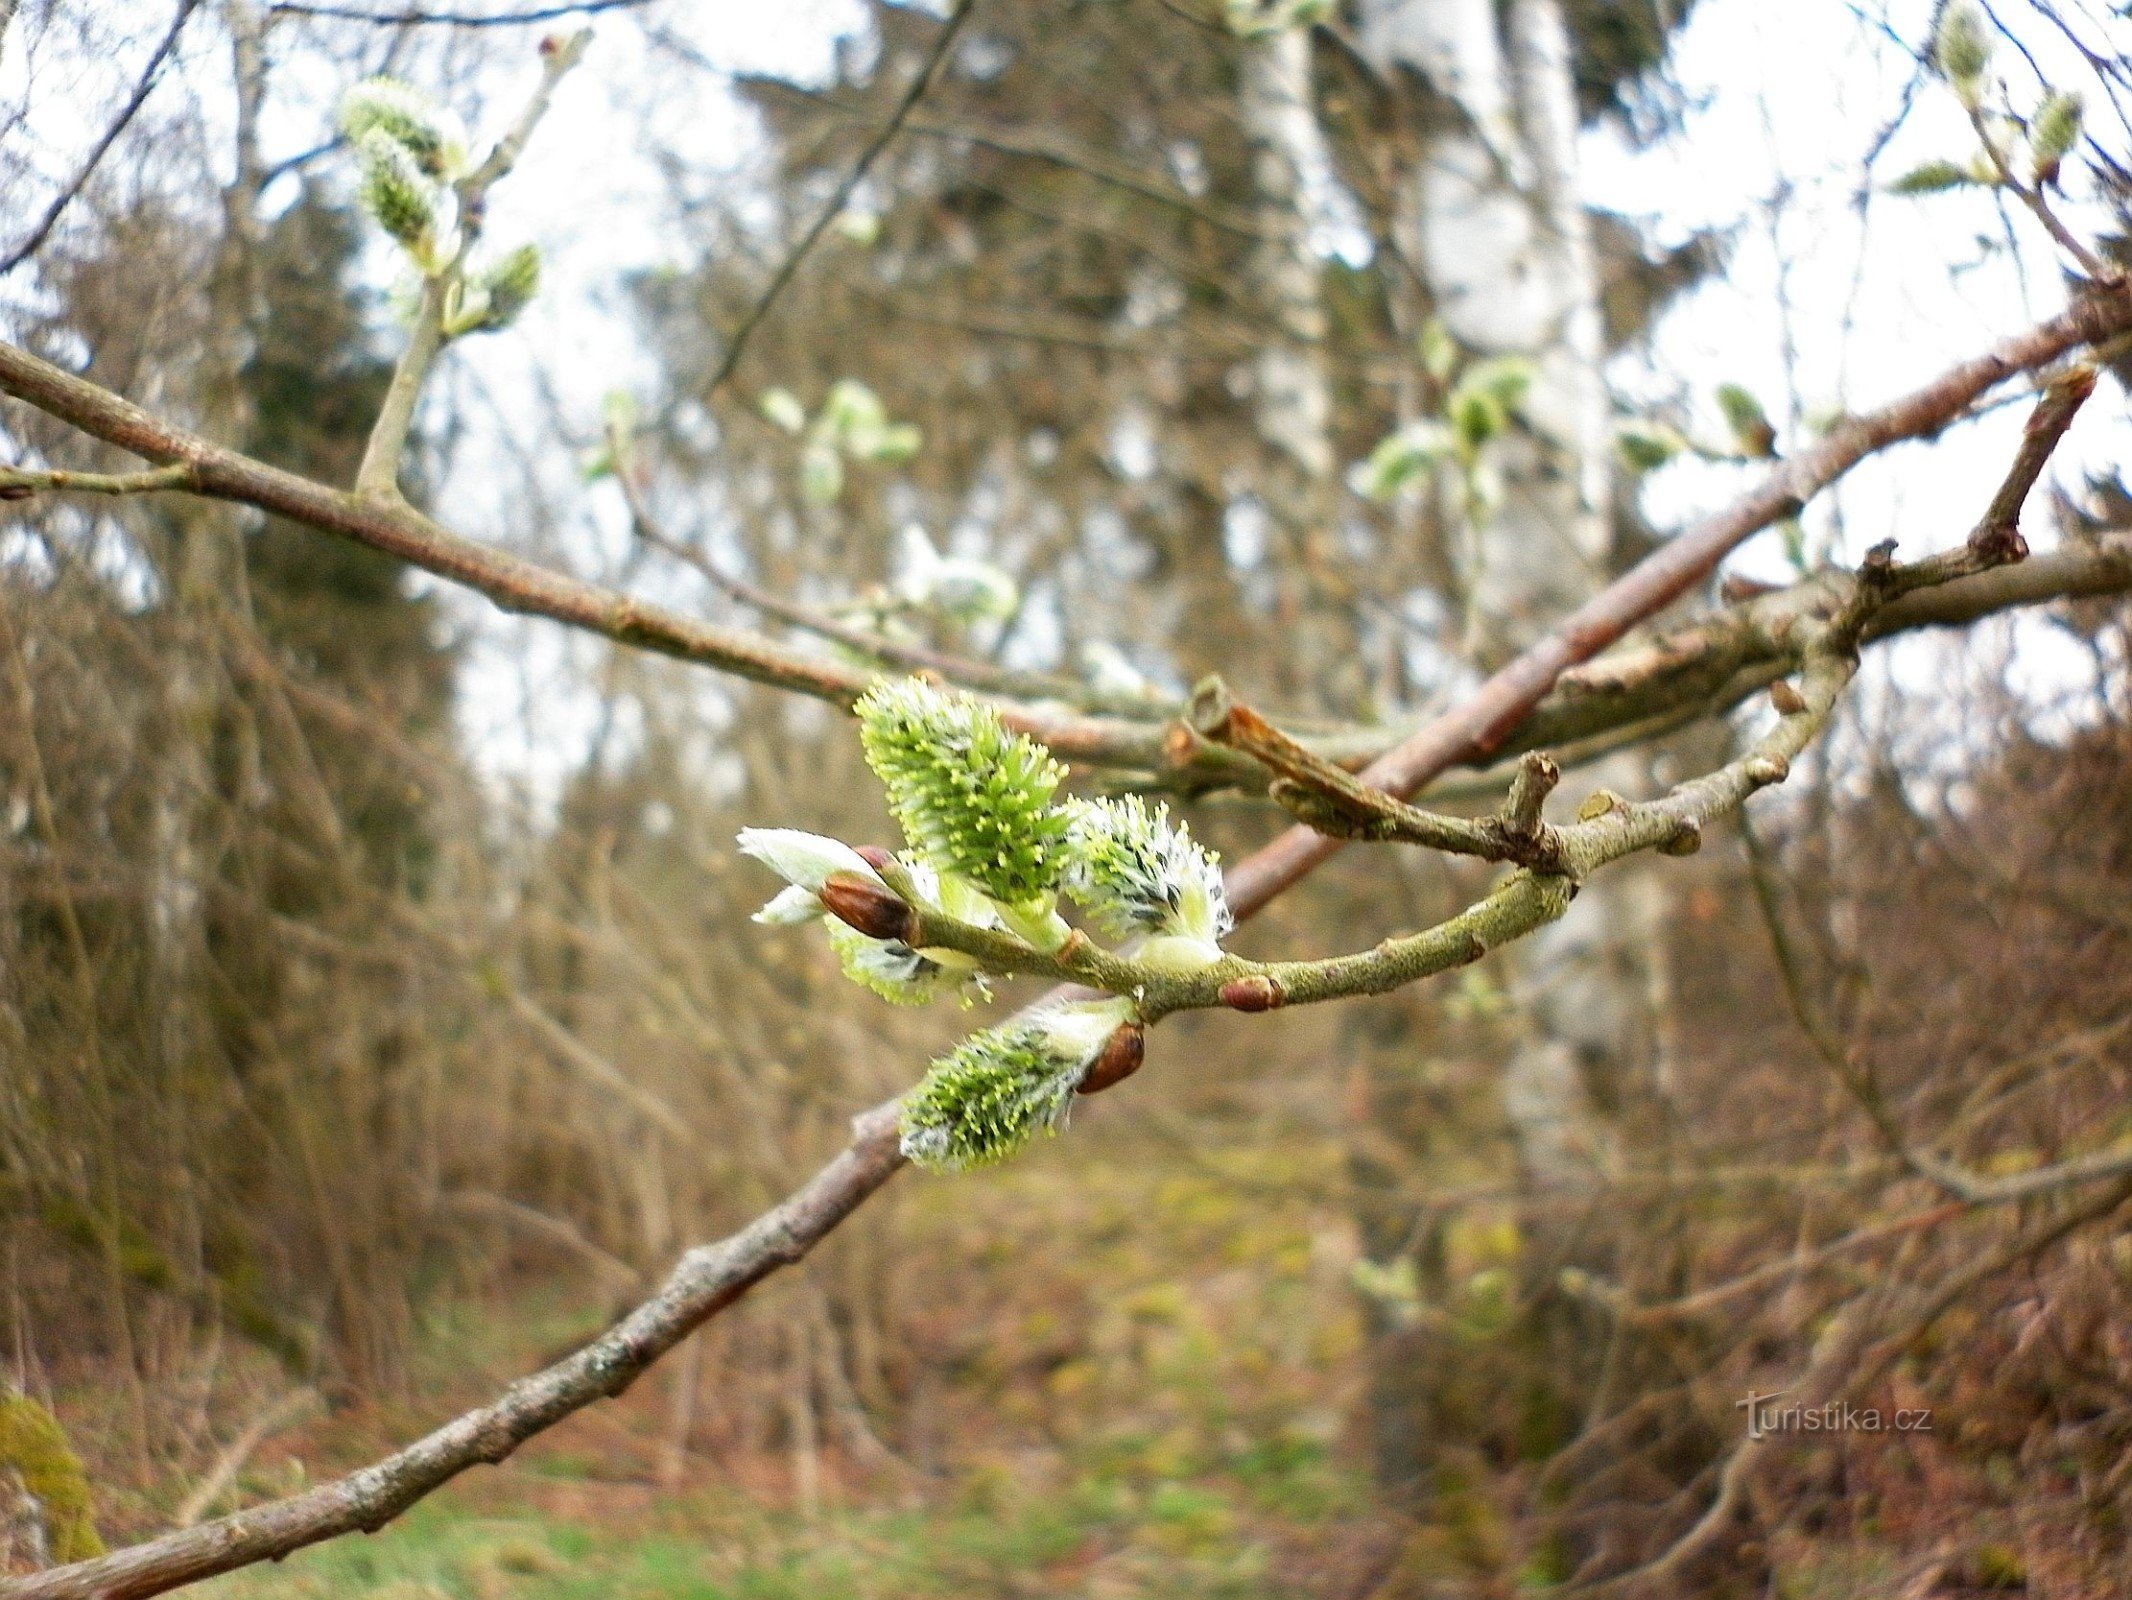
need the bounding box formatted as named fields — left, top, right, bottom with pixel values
left=1657, top=818, right=1704, bottom=857
left=1746, top=754, right=1792, bottom=787
left=1500, top=751, right=1560, bottom=837
left=1185, top=673, right=1235, bottom=739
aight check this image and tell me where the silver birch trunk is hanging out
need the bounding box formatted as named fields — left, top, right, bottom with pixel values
left=1239, top=20, right=1338, bottom=560
left=1236, top=17, right=1349, bottom=709
left=1359, top=0, right=1660, bottom=1182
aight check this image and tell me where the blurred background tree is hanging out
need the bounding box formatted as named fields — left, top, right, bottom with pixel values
left=2, top=1, right=2131, bottom=1596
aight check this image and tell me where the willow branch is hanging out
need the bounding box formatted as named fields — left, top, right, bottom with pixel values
left=355, top=33, right=588, bottom=498
left=0, top=463, right=196, bottom=498
left=1965, top=101, right=2117, bottom=283
left=861, top=537, right=2000, bottom=1022
left=11, top=492, right=1983, bottom=1600
left=4, top=293, right=2131, bottom=792
left=1221, top=304, right=2130, bottom=914
left=4, top=341, right=2106, bottom=1600
left=1189, top=676, right=1571, bottom=869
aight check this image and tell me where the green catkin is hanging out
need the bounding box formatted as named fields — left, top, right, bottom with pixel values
left=338, top=77, right=459, bottom=177
left=856, top=679, right=1069, bottom=907
left=900, top=1001, right=1135, bottom=1171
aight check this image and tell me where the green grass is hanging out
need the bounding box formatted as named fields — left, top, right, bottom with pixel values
left=198, top=1460, right=1357, bottom=1600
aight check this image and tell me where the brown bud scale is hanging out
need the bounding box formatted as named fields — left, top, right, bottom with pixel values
left=1076, top=1024, right=1145, bottom=1094
left=1219, top=975, right=1287, bottom=1013
left=818, top=873, right=918, bottom=944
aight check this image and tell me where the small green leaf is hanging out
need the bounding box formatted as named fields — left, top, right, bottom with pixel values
left=832, top=208, right=882, bottom=246
left=823, top=379, right=888, bottom=443
left=1357, top=421, right=1451, bottom=502
left=1615, top=419, right=1684, bottom=473
left=800, top=440, right=844, bottom=506
left=1450, top=386, right=1506, bottom=453
left=859, top=422, right=923, bottom=464
left=1459, top=355, right=1535, bottom=412
left=759, top=388, right=807, bottom=435
left=1778, top=516, right=1808, bottom=574
left=1418, top=318, right=1459, bottom=383
left=1716, top=383, right=1776, bottom=458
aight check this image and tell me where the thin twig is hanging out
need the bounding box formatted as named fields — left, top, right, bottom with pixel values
left=170, top=1390, right=320, bottom=1530
left=0, top=0, right=202, bottom=278
left=0, top=464, right=195, bottom=498
left=1189, top=676, right=1570, bottom=870
left=355, top=31, right=589, bottom=498
left=699, top=0, right=978, bottom=401
left=0, top=354, right=2106, bottom=1600
left=269, top=0, right=648, bottom=22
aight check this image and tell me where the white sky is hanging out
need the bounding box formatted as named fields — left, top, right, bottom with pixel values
left=4, top=0, right=2127, bottom=809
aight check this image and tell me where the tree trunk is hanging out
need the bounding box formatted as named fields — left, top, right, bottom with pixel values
left=1352, top=0, right=1671, bottom=1523
left=1237, top=17, right=1348, bottom=709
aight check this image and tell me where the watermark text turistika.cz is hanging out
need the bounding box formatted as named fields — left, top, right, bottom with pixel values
left=1735, top=1391, right=1932, bottom=1440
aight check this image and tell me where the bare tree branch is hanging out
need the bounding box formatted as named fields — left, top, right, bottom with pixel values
left=268, top=0, right=651, bottom=23
left=3, top=295, right=2125, bottom=798
left=1, top=356, right=2088, bottom=1600
left=697, top=0, right=979, bottom=401
left=0, top=1105, right=906, bottom=1600
left=0, top=0, right=203, bottom=278
left=1218, top=305, right=2132, bottom=916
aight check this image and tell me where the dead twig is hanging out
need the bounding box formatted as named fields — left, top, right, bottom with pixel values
left=170, top=1390, right=320, bottom=1531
